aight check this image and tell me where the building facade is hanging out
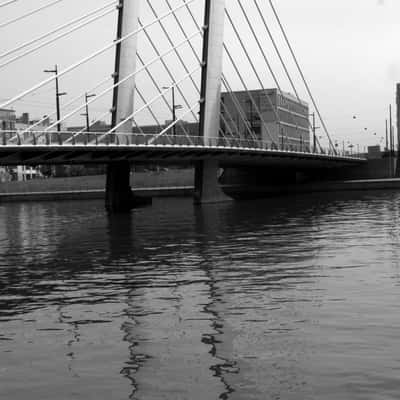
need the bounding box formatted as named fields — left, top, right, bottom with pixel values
left=0, top=110, right=44, bottom=181
left=0, top=109, right=16, bottom=181
left=0, top=108, right=16, bottom=132
left=221, top=89, right=310, bottom=150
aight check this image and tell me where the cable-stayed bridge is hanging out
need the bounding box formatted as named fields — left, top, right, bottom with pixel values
left=0, top=0, right=367, bottom=210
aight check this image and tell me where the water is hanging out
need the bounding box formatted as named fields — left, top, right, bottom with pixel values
left=1, top=192, right=400, bottom=400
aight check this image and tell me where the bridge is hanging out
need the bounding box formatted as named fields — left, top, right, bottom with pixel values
left=0, top=0, right=368, bottom=211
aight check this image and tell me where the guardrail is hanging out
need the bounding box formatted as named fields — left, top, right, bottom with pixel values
left=0, top=130, right=365, bottom=159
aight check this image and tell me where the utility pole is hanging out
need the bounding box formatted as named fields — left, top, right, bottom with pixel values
left=81, top=93, right=96, bottom=132
left=44, top=64, right=66, bottom=132
left=385, top=119, right=389, bottom=152
left=390, top=104, right=393, bottom=154
left=396, top=83, right=400, bottom=176
left=311, top=112, right=316, bottom=152
left=172, top=86, right=176, bottom=136
left=309, top=112, right=319, bottom=153
left=389, top=104, right=394, bottom=177
left=162, top=85, right=182, bottom=136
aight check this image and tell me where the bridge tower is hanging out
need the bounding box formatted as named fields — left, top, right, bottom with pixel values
left=105, top=0, right=140, bottom=212
left=194, top=0, right=231, bottom=203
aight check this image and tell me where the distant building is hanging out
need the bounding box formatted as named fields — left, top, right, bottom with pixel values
left=0, top=109, right=16, bottom=181
left=221, top=89, right=310, bottom=150
left=0, top=108, right=16, bottom=131
left=66, top=89, right=310, bottom=151
left=0, top=110, right=43, bottom=181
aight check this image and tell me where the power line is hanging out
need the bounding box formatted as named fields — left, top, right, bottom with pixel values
left=0, top=0, right=64, bottom=29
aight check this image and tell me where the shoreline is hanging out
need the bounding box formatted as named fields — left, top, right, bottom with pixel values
left=1, top=178, right=400, bottom=203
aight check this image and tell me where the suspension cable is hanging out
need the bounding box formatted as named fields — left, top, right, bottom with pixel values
left=0, top=0, right=197, bottom=110
left=45, top=30, right=202, bottom=132
left=267, top=0, right=335, bottom=153
left=145, top=0, right=199, bottom=94
left=65, top=87, right=155, bottom=143
left=103, top=65, right=201, bottom=139
left=165, top=0, right=200, bottom=64
left=136, top=53, right=192, bottom=138
left=252, top=0, right=322, bottom=151
left=0, top=0, right=17, bottom=8
left=234, top=0, right=310, bottom=146
left=222, top=76, right=259, bottom=141
left=0, top=0, right=64, bottom=29
left=148, top=101, right=200, bottom=145
left=0, top=7, right=116, bottom=70
left=64, top=109, right=111, bottom=143
left=223, top=43, right=277, bottom=146
left=138, top=19, right=199, bottom=122
left=9, top=76, right=112, bottom=144
left=165, top=0, right=235, bottom=140
left=220, top=92, right=248, bottom=140
left=225, top=10, right=281, bottom=127
left=135, top=86, right=163, bottom=130
left=0, top=1, right=117, bottom=61
left=181, top=0, right=264, bottom=142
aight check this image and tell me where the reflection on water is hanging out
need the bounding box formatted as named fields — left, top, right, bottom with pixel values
left=1, top=192, right=400, bottom=399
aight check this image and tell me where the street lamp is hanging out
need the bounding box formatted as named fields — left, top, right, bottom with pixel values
left=309, top=112, right=320, bottom=153
left=162, top=85, right=182, bottom=136
left=44, top=64, right=66, bottom=132
left=81, top=92, right=96, bottom=132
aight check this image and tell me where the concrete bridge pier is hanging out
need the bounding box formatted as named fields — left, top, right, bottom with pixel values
left=194, top=160, right=232, bottom=204
left=105, top=162, right=134, bottom=212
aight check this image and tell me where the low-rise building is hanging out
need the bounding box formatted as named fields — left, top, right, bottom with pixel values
left=0, top=108, right=16, bottom=131
left=221, top=89, right=310, bottom=150
left=0, top=110, right=44, bottom=181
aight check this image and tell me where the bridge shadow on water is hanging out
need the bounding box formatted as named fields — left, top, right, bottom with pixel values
left=1, top=191, right=400, bottom=399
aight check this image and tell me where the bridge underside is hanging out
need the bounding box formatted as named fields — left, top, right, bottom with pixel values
left=0, top=145, right=364, bottom=169
left=0, top=146, right=367, bottom=211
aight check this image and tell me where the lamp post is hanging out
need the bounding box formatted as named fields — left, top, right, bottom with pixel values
left=44, top=64, right=66, bottom=132
left=348, top=143, right=354, bottom=155
left=309, top=112, right=320, bottom=153
left=81, top=93, right=96, bottom=132
left=163, top=85, right=182, bottom=136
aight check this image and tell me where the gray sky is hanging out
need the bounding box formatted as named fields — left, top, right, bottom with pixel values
left=0, top=0, right=399, bottom=149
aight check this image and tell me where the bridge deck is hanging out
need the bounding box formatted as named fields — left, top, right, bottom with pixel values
left=0, top=132, right=366, bottom=167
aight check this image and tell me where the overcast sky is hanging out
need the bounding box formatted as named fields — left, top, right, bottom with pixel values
left=0, top=0, right=399, bottom=148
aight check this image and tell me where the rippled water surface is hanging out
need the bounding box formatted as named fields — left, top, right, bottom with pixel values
left=1, top=192, right=400, bottom=399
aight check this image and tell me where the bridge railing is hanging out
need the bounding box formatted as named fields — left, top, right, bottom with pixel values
left=0, top=130, right=365, bottom=159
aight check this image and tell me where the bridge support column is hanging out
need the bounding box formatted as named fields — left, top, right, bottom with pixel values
left=105, top=162, right=134, bottom=213
left=105, top=0, right=139, bottom=212
left=194, top=160, right=231, bottom=204
left=199, top=0, right=225, bottom=143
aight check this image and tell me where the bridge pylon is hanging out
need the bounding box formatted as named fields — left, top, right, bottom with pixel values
left=106, top=0, right=140, bottom=212
left=195, top=0, right=231, bottom=204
